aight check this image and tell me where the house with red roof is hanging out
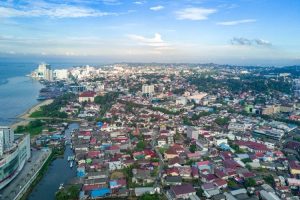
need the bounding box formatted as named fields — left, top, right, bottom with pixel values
left=213, top=178, right=228, bottom=189
left=169, top=184, right=196, bottom=199
left=236, top=140, right=269, bottom=153
left=79, top=91, right=97, bottom=103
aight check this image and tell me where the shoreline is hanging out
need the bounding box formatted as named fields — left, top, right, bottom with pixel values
left=11, top=99, right=54, bottom=130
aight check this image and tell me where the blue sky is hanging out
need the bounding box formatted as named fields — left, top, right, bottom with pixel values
left=0, top=0, right=299, bottom=65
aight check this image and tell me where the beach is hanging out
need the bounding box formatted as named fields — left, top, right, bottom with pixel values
left=11, top=99, right=54, bottom=130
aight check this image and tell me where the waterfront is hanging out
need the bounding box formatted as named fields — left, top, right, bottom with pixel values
left=0, top=76, right=43, bottom=126
left=27, top=123, right=78, bottom=200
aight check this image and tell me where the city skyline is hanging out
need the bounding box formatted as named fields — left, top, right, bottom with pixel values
left=0, top=0, right=300, bottom=66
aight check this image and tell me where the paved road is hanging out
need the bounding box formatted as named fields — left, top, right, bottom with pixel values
left=0, top=149, right=50, bottom=200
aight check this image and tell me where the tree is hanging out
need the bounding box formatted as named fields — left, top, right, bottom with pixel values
left=228, top=179, right=238, bottom=189
left=244, top=178, right=256, bottom=187
left=241, top=158, right=252, bottom=163
left=215, top=117, right=230, bottom=126
left=55, top=186, right=80, bottom=200
left=263, top=175, right=275, bottom=187
left=136, top=141, right=146, bottom=151
left=189, top=144, right=197, bottom=153
left=138, top=193, right=161, bottom=200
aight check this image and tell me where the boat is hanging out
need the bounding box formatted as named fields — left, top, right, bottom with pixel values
left=70, top=161, right=73, bottom=168
left=37, top=96, right=47, bottom=101
left=59, top=183, right=64, bottom=190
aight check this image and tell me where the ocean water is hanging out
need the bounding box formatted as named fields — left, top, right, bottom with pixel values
left=0, top=61, right=94, bottom=126
left=0, top=62, right=41, bottom=125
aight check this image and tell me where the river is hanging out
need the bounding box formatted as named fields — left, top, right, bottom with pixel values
left=27, top=123, right=78, bottom=200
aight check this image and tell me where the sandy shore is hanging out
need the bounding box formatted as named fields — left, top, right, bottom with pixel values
left=11, top=99, right=54, bottom=130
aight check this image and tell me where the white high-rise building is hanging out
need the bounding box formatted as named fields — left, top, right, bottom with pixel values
left=54, top=69, right=69, bottom=80
left=36, top=63, right=53, bottom=81
left=0, top=126, right=14, bottom=156
left=142, top=84, right=155, bottom=94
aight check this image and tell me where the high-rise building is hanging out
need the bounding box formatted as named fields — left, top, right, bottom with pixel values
left=54, top=69, right=69, bottom=80
left=35, top=63, right=53, bottom=81
left=0, top=133, right=31, bottom=189
left=142, top=84, right=155, bottom=94
left=0, top=126, right=14, bottom=156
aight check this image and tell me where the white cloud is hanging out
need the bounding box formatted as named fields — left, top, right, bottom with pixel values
left=128, top=33, right=170, bottom=48
left=128, top=33, right=173, bottom=51
left=150, top=5, right=164, bottom=11
left=134, top=1, right=146, bottom=5
left=231, top=37, right=272, bottom=46
left=217, top=19, right=256, bottom=26
left=176, top=7, right=216, bottom=21
left=0, top=3, right=118, bottom=18
left=101, top=0, right=121, bottom=5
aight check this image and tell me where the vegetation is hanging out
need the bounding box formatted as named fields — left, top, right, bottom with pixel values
left=188, top=74, right=292, bottom=95
left=15, top=119, right=44, bottom=136
left=189, top=144, right=197, bottom=153
left=244, top=178, right=256, bottom=187
left=183, top=117, right=193, bottom=126
left=229, top=143, right=246, bottom=154
left=135, top=141, right=147, bottom=151
left=151, top=107, right=181, bottom=115
left=138, top=193, right=163, bottom=200
left=94, top=92, right=120, bottom=117
left=191, top=112, right=211, bottom=121
left=55, top=185, right=80, bottom=200
left=215, top=117, right=230, bottom=126
left=227, top=179, right=239, bottom=189
left=241, top=158, right=252, bottom=163
left=263, top=175, right=275, bottom=187
left=30, top=93, right=75, bottom=118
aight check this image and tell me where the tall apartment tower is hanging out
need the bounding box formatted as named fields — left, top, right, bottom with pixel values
left=37, top=63, right=53, bottom=81
left=142, top=84, right=155, bottom=95
left=0, top=126, right=14, bottom=156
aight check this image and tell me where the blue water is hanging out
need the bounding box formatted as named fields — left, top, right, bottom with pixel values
left=28, top=123, right=78, bottom=200
left=0, top=61, right=98, bottom=126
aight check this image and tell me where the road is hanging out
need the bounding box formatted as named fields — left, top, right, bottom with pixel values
left=151, top=127, right=165, bottom=189
left=0, top=149, right=50, bottom=200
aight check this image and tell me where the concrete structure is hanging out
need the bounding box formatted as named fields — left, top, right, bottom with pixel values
left=34, top=63, right=53, bottom=81
left=142, top=84, right=154, bottom=95
left=54, top=69, right=69, bottom=80
left=186, top=126, right=199, bottom=140
left=79, top=91, right=97, bottom=103
left=0, top=126, right=14, bottom=156
left=187, top=92, right=208, bottom=104
left=176, top=97, right=187, bottom=105
left=0, top=134, right=31, bottom=189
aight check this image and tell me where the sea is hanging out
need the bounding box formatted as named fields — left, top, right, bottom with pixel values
left=0, top=60, right=97, bottom=126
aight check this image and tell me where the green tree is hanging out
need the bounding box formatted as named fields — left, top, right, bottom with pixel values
left=138, top=193, right=162, bottom=200
left=215, top=117, right=230, bottom=126
left=136, top=141, right=146, bottom=151
left=189, top=144, right=197, bottom=153
left=56, top=185, right=80, bottom=200
left=244, top=178, right=256, bottom=187
left=263, top=175, right=275, bottom=187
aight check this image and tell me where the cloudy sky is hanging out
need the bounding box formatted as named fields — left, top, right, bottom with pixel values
left=0, top=0, right=299, bottom=65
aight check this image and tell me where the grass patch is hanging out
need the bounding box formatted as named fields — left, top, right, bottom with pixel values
left=15, top=120, right=44, bottom=136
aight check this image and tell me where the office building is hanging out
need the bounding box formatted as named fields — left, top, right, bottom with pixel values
left=142, top=84, right=155, bottom=95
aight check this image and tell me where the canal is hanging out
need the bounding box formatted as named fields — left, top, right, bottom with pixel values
left=27, top=123, right=78, bottom=200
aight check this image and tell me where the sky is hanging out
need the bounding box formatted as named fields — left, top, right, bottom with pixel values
left=0, top=0, right=300, bottom=66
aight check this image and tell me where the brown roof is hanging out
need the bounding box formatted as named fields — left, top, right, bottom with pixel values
left=171, top=183, right=195, bottom=196
left=79, top=91, right=96, bottom=97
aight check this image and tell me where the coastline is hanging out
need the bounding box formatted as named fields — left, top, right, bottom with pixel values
left=11, top=99, right=54, bottom=130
